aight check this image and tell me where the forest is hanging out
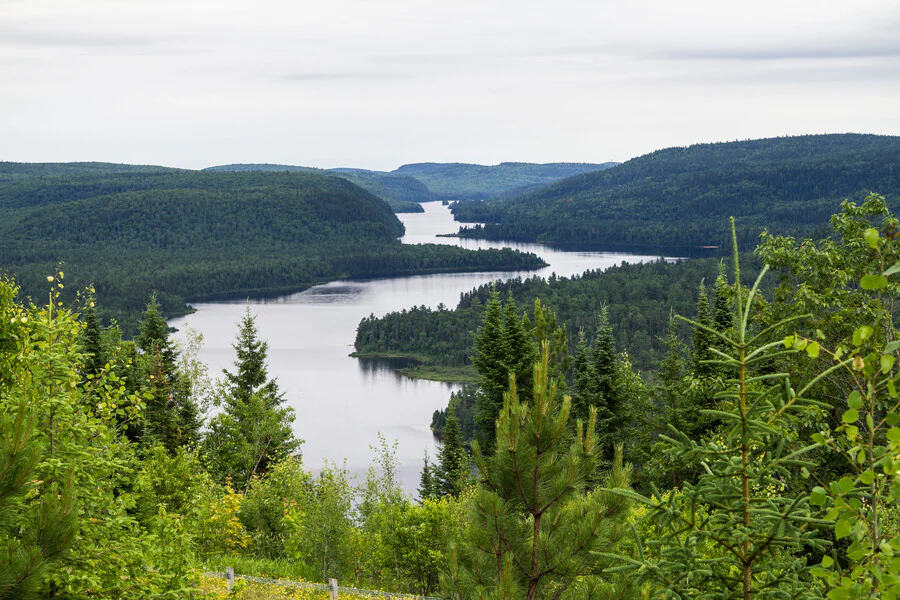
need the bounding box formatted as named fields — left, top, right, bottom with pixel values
left=0, top=167, right=545, bottom=333
left=451, top=134, right=900, bottom=250
left=4, top=192, right=900, bottom=599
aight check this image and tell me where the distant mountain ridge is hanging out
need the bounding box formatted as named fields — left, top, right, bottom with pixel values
left=451, top=133, right=900, bottom=250
left=205, top=161, right=619, bottom=205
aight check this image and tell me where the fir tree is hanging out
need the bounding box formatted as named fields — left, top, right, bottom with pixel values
left=436, top=405, right=468, bottom=498
left=499, top=294, right=537, bottom=403
left=136, top=294, right=176, bottom=376
left=446, top=344, right=632, bottom=600
left=570, top=329, right=598, bottom=423
left=713, top=263, right=733, bottom=337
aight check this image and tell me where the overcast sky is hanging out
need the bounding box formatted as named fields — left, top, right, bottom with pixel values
left=2, top=0, right=899, bottom=170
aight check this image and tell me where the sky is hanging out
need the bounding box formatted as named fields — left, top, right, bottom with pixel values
left=2, top=0, right=899, bottom=170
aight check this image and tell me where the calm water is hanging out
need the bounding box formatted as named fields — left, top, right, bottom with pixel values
left=170, top=202, right=666, bottom=492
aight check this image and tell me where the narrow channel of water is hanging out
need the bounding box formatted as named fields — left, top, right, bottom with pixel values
left=170, top=202, right=668, bottom=492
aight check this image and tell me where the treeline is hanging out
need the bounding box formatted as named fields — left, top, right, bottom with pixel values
left=0, top=168, right=544, bottom=333
left=355, top=255, right=762, bottom=373
left=451, top=133, right=900, bottom=249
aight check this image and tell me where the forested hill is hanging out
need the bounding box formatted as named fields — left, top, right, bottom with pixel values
left=0, top=161, right=180, bottom=182
left=450, top=134, right=900, bottom=250
left=0, top=169, right=545, bottom=331
left=391, top=161, right=618, bottom=199
left=205, top=164, right=433, bottom=212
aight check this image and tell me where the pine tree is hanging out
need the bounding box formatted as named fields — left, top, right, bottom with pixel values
left=446, top=344, right=632, bottom=600
left=223, top=305, right=283, bottom=406
left=436, top=406, right=468, bottom=498
left=0, top=402, right=77, bottom=600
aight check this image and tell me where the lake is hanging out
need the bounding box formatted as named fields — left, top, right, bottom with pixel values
left=170, top=202, right=667, bottom=492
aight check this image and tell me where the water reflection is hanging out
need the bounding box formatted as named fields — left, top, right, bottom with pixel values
left=171, top=203, right=669, bottom=493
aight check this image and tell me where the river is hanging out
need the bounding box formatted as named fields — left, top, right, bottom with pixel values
left=169, top=202, right=666, bottom=492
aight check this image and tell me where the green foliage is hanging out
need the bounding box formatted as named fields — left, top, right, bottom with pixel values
left=435, top=406, right=469, bottom=498
left=791, top=215, right=900, bottom=598
left=0, top=402, right=76, bottom=600
left=453, top=134, right=900, bottom=249
left=446, top=345, right=632, bottom=600
left=0, top=169, right=544, bottom=332
left=224, top=305, right=284, bottom=406
left=611, top=222, right=831, bottom=599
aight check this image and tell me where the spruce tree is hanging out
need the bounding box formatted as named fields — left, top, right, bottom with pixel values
left=691, top=279, right=716, bottom=377
left=446, top=344, right=632, bottom=600
left=713, top=263, right=733, bottom=337
left=223, top=305, right=283, bottom=406
left=136, top=294, right=176, bottom=376
left=473, top=289, right=506, bottom=447
left=436, top=405, right=469, bottom=498
left=570, top=329, right=598, bottom=423
left=204, top=308, right=298, bottom=489
left=79, top=298, right=106, bottom=380
left=417, top=452, right=436, bottom=502
left=499, top=295, right=538, bottom=403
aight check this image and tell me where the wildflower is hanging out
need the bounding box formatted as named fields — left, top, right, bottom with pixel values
left=47, top=276, right=54, bottom=282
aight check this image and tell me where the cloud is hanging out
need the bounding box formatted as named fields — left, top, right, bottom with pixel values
left=0, top=27, right=172, bottom=49
left=657, top=40, right=900, bottom=62
left=277, top=71, right=404, bottom=83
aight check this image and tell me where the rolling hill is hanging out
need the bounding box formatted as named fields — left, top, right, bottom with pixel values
left=450, top=134, right=900, bottom=250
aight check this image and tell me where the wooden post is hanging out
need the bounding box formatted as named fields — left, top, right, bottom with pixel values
left=226, top=567, right=235, bottom=591
left=328, top=578, right=338, bottom=600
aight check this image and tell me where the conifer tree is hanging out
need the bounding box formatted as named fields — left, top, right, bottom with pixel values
left=79, top=297, right=105, bottom=380
left=691, top=279, right=716, bottom=377
left=0, top=402, right=77, bottom=600
left=223, top=305, right=283, bottom=406
left=137, top=294, right=176, bottom=376
left=613, top=220, right=829, bottom=599
left=436, top=406, right=468, bottom=498
left=570, top=329, right=599, bottom=423
left=473, top=290, right=506, bottom=446
left=499, top=295, right=537, bottom=402
left=446, top=344, right=632, bottom=600
left=204, top=308, right=298, bottom=489
left=417, top=453, right=436, bottom=502
left=532, top=298, right=569, bottom=387
left=713, top=263, right=733, bottom=338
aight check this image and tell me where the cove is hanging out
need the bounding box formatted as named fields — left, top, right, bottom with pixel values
left=170, top=202, right=668, bottom=492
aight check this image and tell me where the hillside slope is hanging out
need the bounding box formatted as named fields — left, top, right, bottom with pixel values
left=451, top=134, right=900, bottom=249
left=0, top=170, right=544, bottom=329
left=392, top=161, right=618, bottom=199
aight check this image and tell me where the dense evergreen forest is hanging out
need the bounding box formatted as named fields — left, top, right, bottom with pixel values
left=6, top=193, right=900, bottom=599
left=204, top=164, right=433, bottom=213
left=0, top=167, right=544, bottom=332
left=390, top=161, right=618, bottom=199
left=452, top=134, right=900, bottom=249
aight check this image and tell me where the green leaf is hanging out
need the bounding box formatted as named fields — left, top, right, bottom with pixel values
left=886, top=340, right=900, bottom=354
left=886, top=261, right=900, bottom=276
left=812, top=432, right=826, bottom=444
left=887, top=427, right=900, bottom=443
left=861, top=274, right=888, bottom=290
left=842, top=408, right=860, bottom=424
left=821, top=555, right=834, bottom=568
left=807, top=341, right=820, bottom=358
left=848, top=391, right=862, bottom=409
left=859, top=470, right=875, bottom=485
left=883, top=355, right=896, bottom=374
left=811, top=486, right=828, bottom=506
left=835, top=519, right=852, bottom=539
left=888, top=412, right=900, bottom=425
left=864, top=227, right=880, bottom=249
left=853, top=327, right=874, bottom=346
